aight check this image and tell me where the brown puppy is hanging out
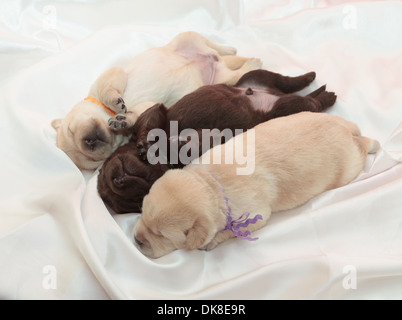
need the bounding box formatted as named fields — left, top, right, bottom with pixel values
left=133, top=112, right=380, bottom=258
left=98, top=70, right=336, bottom=213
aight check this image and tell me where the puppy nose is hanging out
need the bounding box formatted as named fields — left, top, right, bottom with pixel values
left=113, top=177, right=125, bottom=188
left=134, top=236, right=143, bottom=246
left=84, top=138, right=97, bottom=150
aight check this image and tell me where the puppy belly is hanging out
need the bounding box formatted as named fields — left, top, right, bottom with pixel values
left=239, top=88, right=279, bottom=113
left=199, top=56, right=218, bottom=85
left=190, top=54, right=218, bottom=85
left=123, top=52, right=218, bottom=107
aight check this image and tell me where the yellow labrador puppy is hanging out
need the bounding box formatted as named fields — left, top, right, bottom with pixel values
left=52, top=31, right=262, bottom=170
left=134, top=112, right=380, bottom=258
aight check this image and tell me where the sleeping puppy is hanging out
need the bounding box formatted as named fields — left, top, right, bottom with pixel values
left=133, top=111, right=380, bottom=258
left=98, top=141, right=170, bottom=213
left=98, top=69, right=337, bottom=213
left=51, top=31, right=262, bottom=170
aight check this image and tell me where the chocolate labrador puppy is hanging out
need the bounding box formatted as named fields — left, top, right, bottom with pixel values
left=98, top=69, right=336, bottom=213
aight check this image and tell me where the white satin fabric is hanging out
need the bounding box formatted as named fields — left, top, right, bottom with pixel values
left=0, top=0, right=401, bottom=300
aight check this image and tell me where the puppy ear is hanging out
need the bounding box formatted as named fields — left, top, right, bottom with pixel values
left=185, top=215, right=213, bottom=250
left=51, top=119, right=63, bottom=130
left=160, top=227, right=187, bottom=249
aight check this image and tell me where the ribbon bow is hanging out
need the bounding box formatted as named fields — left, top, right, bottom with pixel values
left=217, top=177, right=263, bottom=241
left=223, top=211, right=263, bottom=241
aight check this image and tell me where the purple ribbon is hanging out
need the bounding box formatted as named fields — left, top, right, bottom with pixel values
left=217, top=177, right=263, bottom=241
left=223, top=211, right=263, bottom=241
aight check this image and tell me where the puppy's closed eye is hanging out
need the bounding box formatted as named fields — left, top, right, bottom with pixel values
left=134, top=236, right=144, bottom=246
left=134, top=228, right=148, bottom=247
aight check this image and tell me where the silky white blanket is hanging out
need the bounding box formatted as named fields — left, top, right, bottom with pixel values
left=0, top=0, right=401, bottom=300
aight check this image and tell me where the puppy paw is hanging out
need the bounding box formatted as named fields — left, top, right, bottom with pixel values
left=108, top=112, right=136, bottom=132
left=108, top=114, right=127, bottom=131
left=220, top=45, right=237, bottom=56
left=103, top=91, right=127, bottom=113
left=109, top=95, right=127, bottom=113
left=304, top=71, right=316, bottom=85
left=113, top=97, right=127, bottom=113
left=242, top=58, right=263, bottom=72
left=137, top=140, right=152, bottom=161
left=316, top=90, right=337, bottom=108
left=200, top=239, right=219, bottom=251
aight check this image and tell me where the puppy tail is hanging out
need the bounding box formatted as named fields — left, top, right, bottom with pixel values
left=368, top=139, right=381, bottom=154
left=357, top=136, right=381, bottom=155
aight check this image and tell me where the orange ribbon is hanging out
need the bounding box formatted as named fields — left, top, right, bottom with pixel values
left=84, top=96, right=116, bottom=116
